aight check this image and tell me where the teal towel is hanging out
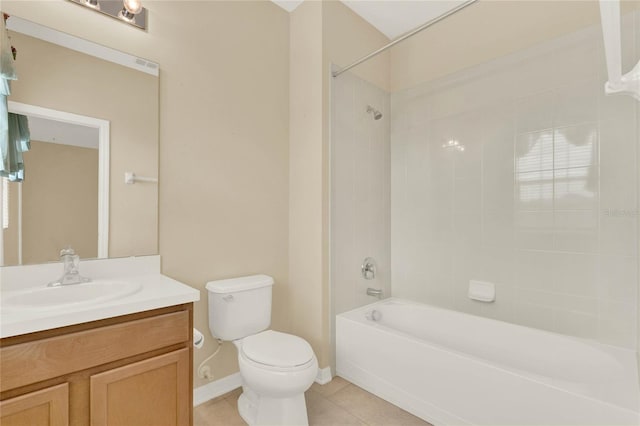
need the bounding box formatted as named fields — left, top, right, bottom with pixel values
left=0, top=112, right=30, bottom=182
left=1, top=14, right=26, bottom=182
left=1, top=14, right=17, bottom=81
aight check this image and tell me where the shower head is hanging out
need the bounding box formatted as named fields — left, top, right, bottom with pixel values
left=366, top=105, right=383, bottom=120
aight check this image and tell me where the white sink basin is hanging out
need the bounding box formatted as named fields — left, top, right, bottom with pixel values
left=1, top=280, right=143, bottom=311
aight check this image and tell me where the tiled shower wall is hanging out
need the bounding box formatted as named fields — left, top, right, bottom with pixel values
left=331, top=71, right=390, bottom=315
left=391, top=16, right=638, bottom=348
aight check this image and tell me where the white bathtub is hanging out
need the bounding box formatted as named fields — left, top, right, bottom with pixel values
left=336, top=298, right=640, bottom=425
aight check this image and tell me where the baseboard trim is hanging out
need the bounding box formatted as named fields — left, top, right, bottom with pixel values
left=193, top=367, right=333, bottom=407
left=193, top=372, right=242, bottom=407
left=315, top=366, right=333, bottom=385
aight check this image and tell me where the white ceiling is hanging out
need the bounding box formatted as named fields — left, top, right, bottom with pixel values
left=28, top=116, right=99, bottom=150
left=271, top=0, right=467, bottom=39
left=340, top=1, right=467, bottom=39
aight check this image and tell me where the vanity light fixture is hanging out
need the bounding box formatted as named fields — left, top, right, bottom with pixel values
left=67, top=0, right=147, bottom=30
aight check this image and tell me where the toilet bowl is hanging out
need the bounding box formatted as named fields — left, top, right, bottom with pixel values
left=206, top=275, right=318, bottom=426
left=235, top=330, right=318, bottom=425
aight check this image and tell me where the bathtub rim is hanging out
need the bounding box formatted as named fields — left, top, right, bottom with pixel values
left=339, top=296, right=638, bottom=355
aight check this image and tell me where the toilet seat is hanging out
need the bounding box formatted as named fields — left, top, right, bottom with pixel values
left=241, top=330, right=314, bottom=369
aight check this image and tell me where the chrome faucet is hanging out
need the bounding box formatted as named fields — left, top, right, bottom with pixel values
left=48, top=248, right=91, bottom=287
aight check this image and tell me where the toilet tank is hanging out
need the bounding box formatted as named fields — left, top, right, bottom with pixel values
left=206, top=274, right=273, bottom=341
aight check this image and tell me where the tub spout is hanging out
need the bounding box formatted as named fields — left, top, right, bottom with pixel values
left=366, top=288, right=383, bottom=298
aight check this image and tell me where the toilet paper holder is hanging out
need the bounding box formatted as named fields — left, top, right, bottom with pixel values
left=193, top=328, right=205, bottom=349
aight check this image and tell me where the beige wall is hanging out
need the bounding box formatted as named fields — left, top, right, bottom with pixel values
left=155, top=1, right=291, bottom=386
left=8, top=31, right=158, bottom=259
left=390, top=0, right=639, bottom=92
left=21, top=141, right=99, bottom=264
left=289, top=0, right=325, bottom=366
left=288, top=0, right=390, bottom=369
left=3, top=141, right=98, bottom=266
left=2, top=181, right=19, bottom=266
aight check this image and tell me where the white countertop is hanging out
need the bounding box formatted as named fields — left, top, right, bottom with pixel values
left=0, top=256, right=200, bottom=338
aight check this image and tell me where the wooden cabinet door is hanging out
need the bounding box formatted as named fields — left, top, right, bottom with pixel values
left=90, top=349, right=190, bottom=426
left=0, top=383, right=69, bottom=426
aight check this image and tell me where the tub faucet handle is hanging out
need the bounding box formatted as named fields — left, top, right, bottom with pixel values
left=362, top=257, right=377, bottom=280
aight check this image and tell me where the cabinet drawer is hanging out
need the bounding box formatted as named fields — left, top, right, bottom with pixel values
left=1, top=311, right=189, bottom=392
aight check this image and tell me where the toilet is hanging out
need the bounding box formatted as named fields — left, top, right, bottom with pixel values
left=206, top=275, right=318, bottom=426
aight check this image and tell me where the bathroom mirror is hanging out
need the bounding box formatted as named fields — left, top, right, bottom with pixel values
left=0, top=17, right=159, bottom=266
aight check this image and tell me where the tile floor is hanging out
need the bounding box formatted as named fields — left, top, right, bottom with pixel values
left=193, top=376, right=431, bottom=426
left=193, top=377, right=429, bottom=426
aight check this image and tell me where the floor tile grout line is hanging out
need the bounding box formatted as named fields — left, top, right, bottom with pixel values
left=307, top=386, right=370, bottom=425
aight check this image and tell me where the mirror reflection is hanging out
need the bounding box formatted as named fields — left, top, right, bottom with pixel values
left=1, top=17, right=159, bottom=266
left=3, top=116, right=100, bottom=265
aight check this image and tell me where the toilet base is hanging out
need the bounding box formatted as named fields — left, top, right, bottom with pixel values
left=237, top=387, right=309, bottom=426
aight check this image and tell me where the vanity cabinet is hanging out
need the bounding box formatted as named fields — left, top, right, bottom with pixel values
left=0, top=304, right=193, bottom=426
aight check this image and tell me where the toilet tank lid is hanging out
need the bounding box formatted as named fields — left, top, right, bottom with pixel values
left=206, top=274, right=274, bottom=293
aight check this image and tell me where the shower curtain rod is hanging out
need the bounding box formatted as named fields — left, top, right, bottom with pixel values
left=332, top=0, right=479, bottom=78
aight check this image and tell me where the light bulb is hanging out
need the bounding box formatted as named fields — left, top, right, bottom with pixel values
left=118, top=0, right=143, bottom=22
left=123, top=0, right=143, bottom=14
